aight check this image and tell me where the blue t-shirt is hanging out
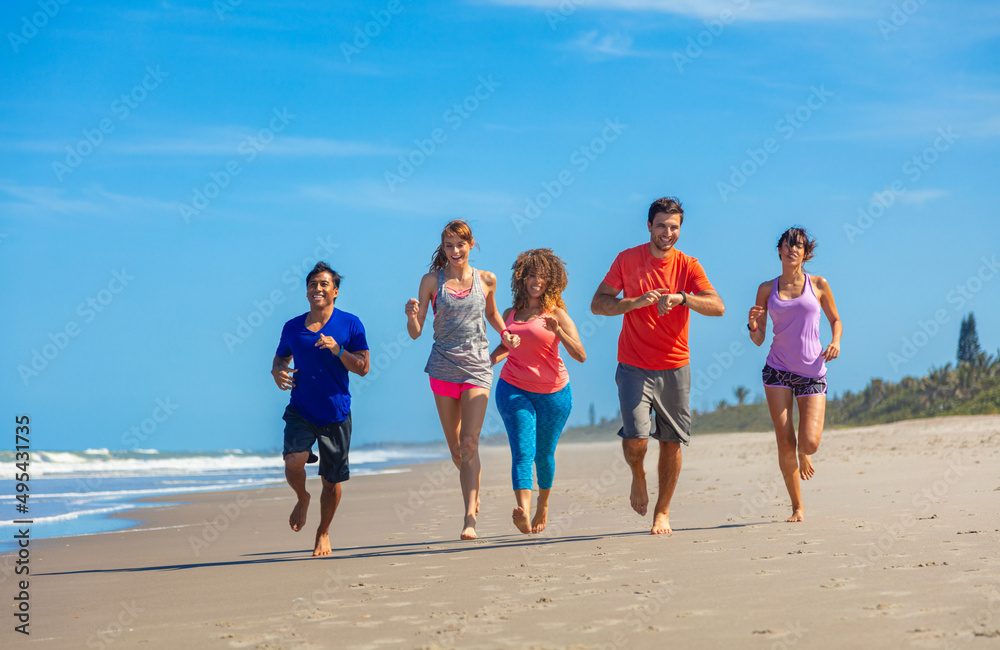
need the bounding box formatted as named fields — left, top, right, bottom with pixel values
left=275, top=309, right=369, bottom=426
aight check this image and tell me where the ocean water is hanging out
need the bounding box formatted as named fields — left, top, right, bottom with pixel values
left=0, top=446, right=446, bottom=550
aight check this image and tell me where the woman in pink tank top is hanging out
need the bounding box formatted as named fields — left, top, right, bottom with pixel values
left=747, top=227, right=843, bottom=523
left=491, top=249, right=587, bottom=534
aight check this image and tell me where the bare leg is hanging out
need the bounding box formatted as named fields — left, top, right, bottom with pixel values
left=433, top=393, right=463, bottom=469
left=651, top=441, right=681, bottom=535
left=796, top=394, right=826, bottom=480
left=765, top=386, right=802, bottom=522
left=512, top=488, right=532, bottom=534
left=313, top=478, right=341, bottom=557
left=458, top=388, right=489, bottom=540
left=284, top=452, right=311, bottom=532
left=622, top=438, right=649, bottom=516
left=531, top=488, right=551, bottom=533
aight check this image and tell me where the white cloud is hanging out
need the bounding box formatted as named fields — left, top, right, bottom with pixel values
left=571, top=30, right=639, bottom=57
left=7, top=135, right=400, bottom=158
left=897, top=188, right=950, bottom=206
left=300, top=179, right=521, bottom=218
left=0, top=182, right=178, bottom=219
left=486, top=0, right=867, bottom=22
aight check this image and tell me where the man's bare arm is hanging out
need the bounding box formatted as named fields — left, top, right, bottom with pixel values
left=591, top=282, right=662, bottom=316
left=685, top=289, right=725, bottom=317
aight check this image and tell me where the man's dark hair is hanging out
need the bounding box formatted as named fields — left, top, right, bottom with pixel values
left=647, top=197, right=684, bottom=225
left=306, top=262, right=341, bottom=288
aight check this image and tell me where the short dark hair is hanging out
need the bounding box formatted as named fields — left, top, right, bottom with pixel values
left=777, top=227, right=817, bottom=262
left=306, top=262, right=341, bottom=288
left=648, top=197, right=684, bottom=225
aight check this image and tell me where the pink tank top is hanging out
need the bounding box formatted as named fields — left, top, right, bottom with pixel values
left=499, top=310, right=569, bottom=393
left=765, top=274, right=826, bottom=378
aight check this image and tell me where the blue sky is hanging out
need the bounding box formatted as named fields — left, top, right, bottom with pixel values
left=2, top=0, right=998, bottom=451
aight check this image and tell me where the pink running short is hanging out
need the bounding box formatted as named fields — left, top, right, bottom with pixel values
left=429, top=377, right=479, bottom=399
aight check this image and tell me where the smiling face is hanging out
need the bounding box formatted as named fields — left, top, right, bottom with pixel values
left=778, top=238, right=805, bottom=266
left=306, top=271, right=338, bottom=309
left=442, top=234, right=472, bottom=269
left=648, top=211, right=682, bottom=256
left=525, top=272, right=548, bottom=302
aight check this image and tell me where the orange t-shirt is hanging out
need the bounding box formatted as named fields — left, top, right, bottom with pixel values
left=602, top=244, right=715, bottom=370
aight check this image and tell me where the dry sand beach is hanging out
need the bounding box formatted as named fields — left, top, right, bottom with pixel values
left=7, top=415, right=1000, bottom=649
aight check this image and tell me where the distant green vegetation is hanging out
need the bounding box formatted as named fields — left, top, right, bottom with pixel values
left=561, top=312, right=999, bottom=439
left=560, top=352, right=1000, bottom=441
left=547, top=313, right=999, bottom=441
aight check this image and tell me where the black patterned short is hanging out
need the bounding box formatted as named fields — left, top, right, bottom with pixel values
left=762, top=363, right=827, bottom=397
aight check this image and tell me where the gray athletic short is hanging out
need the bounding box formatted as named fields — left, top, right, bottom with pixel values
left=282, top=405, right=351, bottom=484
left=615, top=362, right=691, bottom=445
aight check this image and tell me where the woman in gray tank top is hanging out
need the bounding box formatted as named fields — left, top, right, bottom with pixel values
left=405, top=220, right=520, bottom=540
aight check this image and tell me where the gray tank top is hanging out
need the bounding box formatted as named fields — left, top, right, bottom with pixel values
left=424, top=269, right=493, bottom=389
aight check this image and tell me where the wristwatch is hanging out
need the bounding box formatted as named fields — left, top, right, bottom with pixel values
left=336, top=344, right=346, bottom=357
left=679, top=292, right=687, bottom=306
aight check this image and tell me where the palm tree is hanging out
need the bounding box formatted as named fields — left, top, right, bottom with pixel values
left=733, top=385, right=750, bottom=406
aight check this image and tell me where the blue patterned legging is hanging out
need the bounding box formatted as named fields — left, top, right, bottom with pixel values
left=495, top=379, right=573, bottom=491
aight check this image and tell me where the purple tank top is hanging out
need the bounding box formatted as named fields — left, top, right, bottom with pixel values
left=765, top=274, right=826, bottom=378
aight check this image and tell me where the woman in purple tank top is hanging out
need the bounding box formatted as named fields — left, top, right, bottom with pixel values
left=748, top=227, right=843, bottom=522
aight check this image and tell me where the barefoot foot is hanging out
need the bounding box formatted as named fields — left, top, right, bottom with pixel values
left=786, top=508, right=805, bottom=522
left=313, top=531, right=332, bottom=556
left=798, top=453, right=815, bottom=480
left=512, top=507, right=531, bottom=534
left=630, top=473, right=648, bottom=517
left=531, top=505, right=548, bottom=534
left=651, top=512, right=672, bottom=535
left=289, top=495, right=310, bottom=532
left=460, top=515, right=478, bottom=540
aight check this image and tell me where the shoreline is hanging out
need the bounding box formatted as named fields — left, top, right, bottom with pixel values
left=6, top=415, right=1000, bottom=648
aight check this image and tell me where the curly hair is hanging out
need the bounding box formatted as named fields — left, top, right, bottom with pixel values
left=510, top=248, right=568, bottom=312
left=776, top=226, right=817, bottom=262
left=429, top=220, right=477, bottom=271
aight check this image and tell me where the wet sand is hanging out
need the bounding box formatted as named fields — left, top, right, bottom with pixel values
left=6, top=415, right=1000, bottom=649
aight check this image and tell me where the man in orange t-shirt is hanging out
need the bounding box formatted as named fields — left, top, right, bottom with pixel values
left=591, top=197, right=725, bottom=535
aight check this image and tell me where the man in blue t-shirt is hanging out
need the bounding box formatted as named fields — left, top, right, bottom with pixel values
left=272, top=262, right=369, bottom=557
